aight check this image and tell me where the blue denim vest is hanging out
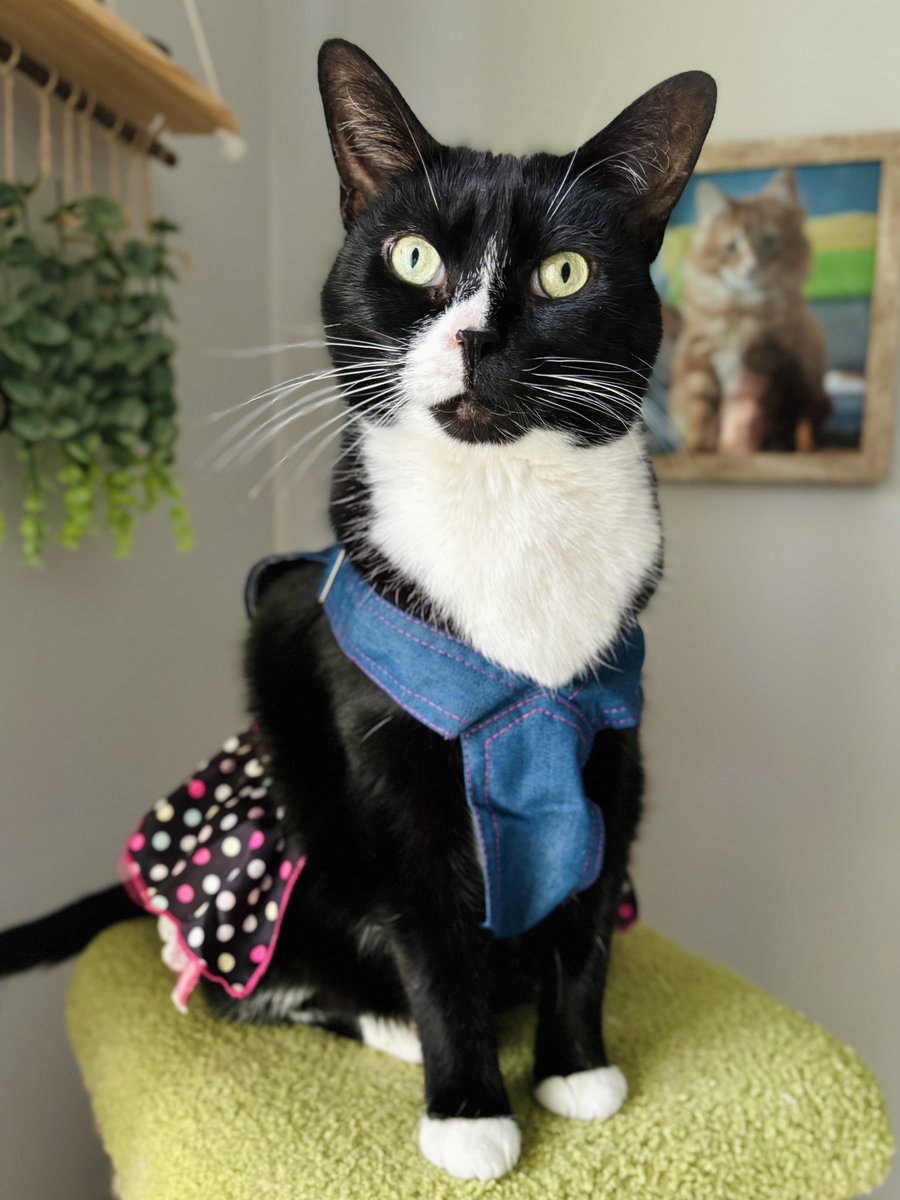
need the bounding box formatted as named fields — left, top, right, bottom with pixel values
left=246, top=547, right=644, bottom=939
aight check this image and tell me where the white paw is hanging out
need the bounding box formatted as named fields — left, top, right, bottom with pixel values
left=534, top=1065, right=628, bottom=1120
left=157, top=916, right=189, bottom=974
left=358, top=1014, right=423, bottom=1064
left=419, top=1114, right=520, bottom=1181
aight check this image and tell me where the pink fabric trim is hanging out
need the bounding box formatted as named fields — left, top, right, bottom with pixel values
left=119, top=847, right=308, bottom=1007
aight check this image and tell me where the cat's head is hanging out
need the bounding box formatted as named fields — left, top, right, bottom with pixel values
left=318, top=39, right=715, bottom=448
left=687, top=169, right=811, bottom=302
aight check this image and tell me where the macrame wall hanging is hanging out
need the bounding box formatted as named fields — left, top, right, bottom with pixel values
left=0, top=0, right=239, bottom=564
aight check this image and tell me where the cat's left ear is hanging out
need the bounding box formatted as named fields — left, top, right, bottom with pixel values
left=318, top=40, right=439, bottom=228
left=575, top=72, right=717, bottom=259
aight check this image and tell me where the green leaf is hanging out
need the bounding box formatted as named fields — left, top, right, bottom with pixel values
left=69, top=337, right=95, bottom=367
left=87, top=304, right=117, bottom=338
left=147, top=361, right=175, bottom=396
left=108, top=398, right=147, bottom=431
left=127, top=333, right=175, bottom=377
left=121, top=241, right=158, bottom=278
left=5, top=237, right=41, bottom=267
left=2, top=378, right=45, bottom=409
left=0, top=298, right=29, bottom=327
left=10, top=411, right=50, bottom=442
left=24, top=314, right=70, bottom=346
left=0, top=181, right=32, bottom=209
left=2, top=339, right=42, bottom=372
left=147, top=416, right=178, bottom=448
left=93, top=257, right=124, bottom=284
left=70, top=196, right=126, bottom=235
left=149, top=216, right=179, bottom=235
left=19, top=281, right=59, bottom=307
left=50, top=412, right=82, bottom=439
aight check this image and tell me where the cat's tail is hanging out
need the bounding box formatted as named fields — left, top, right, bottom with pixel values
left=0, top=885, right=143, bottom=979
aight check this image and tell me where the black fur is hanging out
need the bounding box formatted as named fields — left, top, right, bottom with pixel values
left=0, top=39, right=715, bottom=1168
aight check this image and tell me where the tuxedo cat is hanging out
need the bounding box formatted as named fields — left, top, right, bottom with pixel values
left=0, top=41, right=715, bottom=1182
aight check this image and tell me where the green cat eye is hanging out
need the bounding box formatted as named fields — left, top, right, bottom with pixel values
left=534, top=251, right=590, bottom=299
left=389, top=236, right=445, bottom=287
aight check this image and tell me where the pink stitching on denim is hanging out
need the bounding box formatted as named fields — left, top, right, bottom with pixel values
left=344, top=569, right=518, bottom=692
left=327, top=598, right=462, bottom=732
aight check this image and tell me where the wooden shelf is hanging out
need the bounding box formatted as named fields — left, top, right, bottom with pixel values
left=0, top=0, right=239, bottom=136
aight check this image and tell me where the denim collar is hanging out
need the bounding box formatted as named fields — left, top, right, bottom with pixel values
left=247, top=547, right=644, bottom=937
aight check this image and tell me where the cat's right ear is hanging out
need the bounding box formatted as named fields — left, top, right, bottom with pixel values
left=695, top=180, right=730, bottom=224
left=318, top=40, right=438, bottom=228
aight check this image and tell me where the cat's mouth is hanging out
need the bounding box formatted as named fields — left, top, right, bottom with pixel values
left=430, top=394, right=520, bottom=445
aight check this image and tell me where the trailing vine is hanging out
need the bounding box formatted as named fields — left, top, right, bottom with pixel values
left=0, top=182, right=192, bottom=564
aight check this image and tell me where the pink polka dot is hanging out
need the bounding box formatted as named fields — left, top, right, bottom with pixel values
left=188, top=779, right=206, bottom=800
left=128, top=833, right=145, bottom=852
left=247, top=806, right=265, bottom=820
left=193, top=847, right=211, bottom=866
left=279, top=860, right=292, bottom=881
left=220, top=758, right=236, bottom=774
left=249, top=945, right=267, bottom=964
left=248, top=830, right=265, bottom=851
left=176, top=884, right=195, bottom=905
left=619, top=902, right=635, bottom=922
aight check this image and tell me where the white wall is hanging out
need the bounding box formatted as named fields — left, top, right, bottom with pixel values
left=1, top=1, right=897, bottom=1196
left=267, top=4, right=899, bottom=1199
left=0, top=4, right=274, bottom=1196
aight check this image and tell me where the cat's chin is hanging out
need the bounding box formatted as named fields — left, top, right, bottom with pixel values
left=430, top=396, right=521, bottom=446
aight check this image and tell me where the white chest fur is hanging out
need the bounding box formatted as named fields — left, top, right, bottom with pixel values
left=360, top=413, right=661, bottom=688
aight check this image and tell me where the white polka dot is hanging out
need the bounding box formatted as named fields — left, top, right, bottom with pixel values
left=265, top=901, right=279, bottom=922
left=218, top=953, right=236, bottom=973
left=250, top=788, right=267, bottom=800
left=248, top=888, right=261, bottom=906
left=171, top=860, right=187, bottom=877
left=247, top=859, right=265, bottom=879
left=198, top=825, right=213, bottom=844
left=223, top=736, right=239, bottom=753
left=232, top=983, right=244, bottom=994
left=180, top=835, right=197, bottom=853
left=183, top=809, right=202, bottom=828
left=205, top=804, right=220, bottom=820
left=238, top=743, right=252, bottom=756
left=275, top=806, right=286, bottom=820
left=155, top=802, right=175, bottom=822
left=222, top=836, right=242, bottom=858
left=151, top=831, right=171, bottom=851
left=217, top=924, right=234, bottom=942
left=149, top=864, right=168, bottom=883
left=262, top=875, right=273, bottom=892
left=216, top=891, right=236, bottom=912
left=243, top=914, right=258, bottom=933
left=215, top=784, right=232, bottom=802
left=150, top=894, right=168, bottom=911
left=187, top=927, right=204, bottom=949
left=227, top=868, right=240, bottom=883
left=247, top=806, right=265, bottom=819
left=220, top=813, right=238, bottom=832
left=194, top=902, right=209, bottom=918
left=245, top=759, right=264, bottom=778
left=202, top=874, right=221, bottom=895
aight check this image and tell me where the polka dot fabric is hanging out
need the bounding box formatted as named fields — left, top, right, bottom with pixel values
left=120, top=728, right=306, bottom=1009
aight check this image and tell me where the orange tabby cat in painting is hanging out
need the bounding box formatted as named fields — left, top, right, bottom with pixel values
left=668, top=168, right=831, bottom=453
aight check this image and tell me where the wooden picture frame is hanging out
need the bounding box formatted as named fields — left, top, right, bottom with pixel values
left=648, top=132, right=900, bottom=484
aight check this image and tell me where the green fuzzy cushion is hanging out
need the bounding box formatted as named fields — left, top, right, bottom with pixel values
left=67, top=920, right=893, bottom=1200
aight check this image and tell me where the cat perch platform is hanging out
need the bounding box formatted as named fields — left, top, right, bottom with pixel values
left=67, top=921, right=893, bottom=1199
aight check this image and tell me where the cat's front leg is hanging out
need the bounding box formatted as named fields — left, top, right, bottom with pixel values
left=531, top=728, right=642, bottom=1122
left=531, top=879, right=628, bottom=1121
left=390, top=891, right=519, bottom=1181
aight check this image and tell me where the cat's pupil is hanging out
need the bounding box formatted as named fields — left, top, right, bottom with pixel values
left=411, top=246, right=420, bottom=268
left=561, top=261, right=571, bottom=283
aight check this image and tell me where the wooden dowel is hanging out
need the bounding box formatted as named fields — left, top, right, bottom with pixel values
left=0, top=37, right=177, bottom=167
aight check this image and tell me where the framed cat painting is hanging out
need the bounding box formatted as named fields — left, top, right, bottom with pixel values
left=645, top=132, right=900, bottom=483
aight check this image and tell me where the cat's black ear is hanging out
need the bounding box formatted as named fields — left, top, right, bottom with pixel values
left=575, top=72, right=717, bottom=259
left=318, top=40, right=438, bottom=227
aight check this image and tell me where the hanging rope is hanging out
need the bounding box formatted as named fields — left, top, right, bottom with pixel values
left=62, top=85, right=81, bottom=202
left=37, top=67, right=59, bottom=185
left=0, top=42, right=21, bottom=180
left=182, top=0, right=246, bottom=161
left=79, top=94, right=96, bottom=194
left=105, top=112, right=125, bottom=200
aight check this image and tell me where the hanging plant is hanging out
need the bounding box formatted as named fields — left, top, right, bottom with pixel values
left=0, top=182, right=192, bottom=564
